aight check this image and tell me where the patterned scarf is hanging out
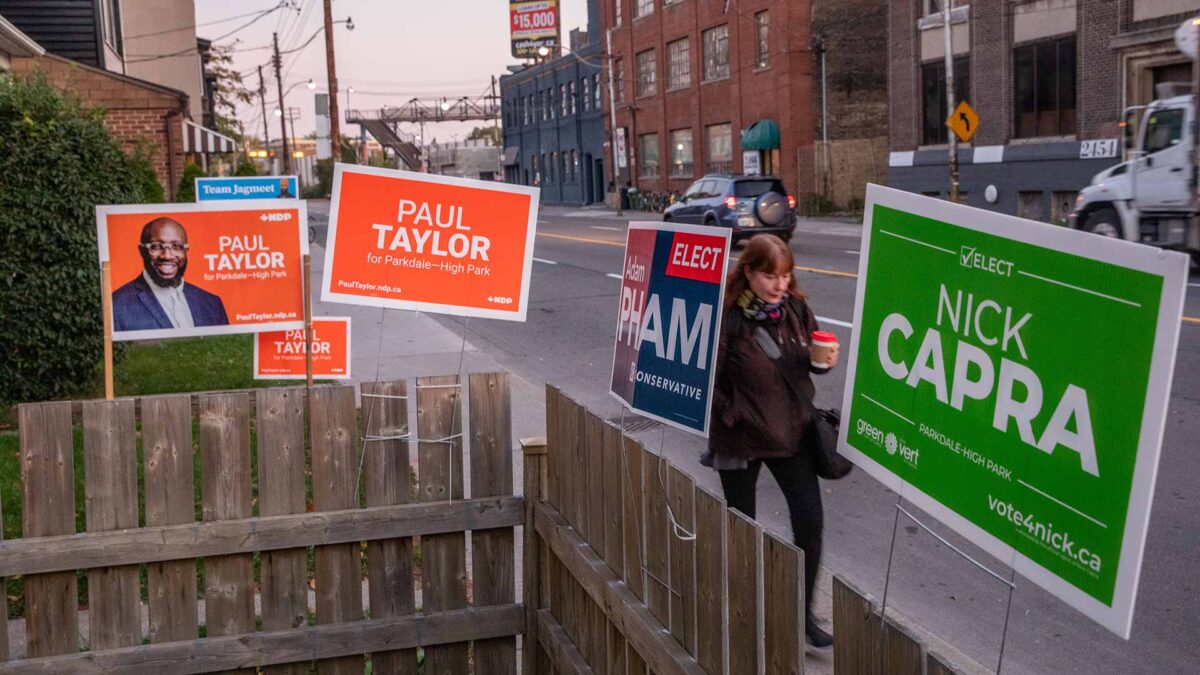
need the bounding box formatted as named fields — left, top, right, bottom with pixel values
left=737, top=289, right=784, bottom=323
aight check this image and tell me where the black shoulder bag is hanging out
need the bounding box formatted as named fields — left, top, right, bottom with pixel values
left=750, top=320, right=854, bottom=480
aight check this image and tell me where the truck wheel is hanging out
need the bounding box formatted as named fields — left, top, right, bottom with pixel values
left=1084, top=208, right=1122, bottom=239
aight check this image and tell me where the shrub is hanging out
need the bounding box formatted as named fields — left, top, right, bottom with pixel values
left=175, top=162, right=206, bottom=202
left=0, top=73, right=147, bottom=404
left=129, top=145, right=165, bottom=203
left=234, top=157, right=258, bottom=176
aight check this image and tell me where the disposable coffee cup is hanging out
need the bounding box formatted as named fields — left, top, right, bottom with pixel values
left=810, top=330, right=838, bottom=369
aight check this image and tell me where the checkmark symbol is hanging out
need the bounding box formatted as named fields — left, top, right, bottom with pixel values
left=960, top=246, right=975, bottom=265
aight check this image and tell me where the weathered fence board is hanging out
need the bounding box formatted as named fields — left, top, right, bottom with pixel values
left=0, top=498, right=520, bottom=577
left=141, top=394, right=199, bottom=643
left=531, top=500, right=704, bottom=675
left=621, top=433, right=649, bottom=674
left=199, top=393, right=256, bottom=674
left=0, top=605, right=522, bottom=675
left=417, top=374, right=470, bottom=674
left=82, top=400, right=141, bottom=650
left=642, top=447, right=671, bottom=629
left=538, top=609, right=595, bottom=675
left=833, top=575, right=880, bottom=675
left=361, top=379, right=419, bottom=675
left=667, top=465, right=697, bottom=656
left=883, top=617, right=924, bottom=675
left=726, top=509, right=761, bottom=675
left=763, top=531, right=804, bottom=675
left=927, top=650, right=969, bottom=675
left=0, top=482, right=7, bottom=661
left=522, top=436, right=550, bottom=675
left=256, top=387, right=310, bottom=675
left=19, top=401, right=78, bottom=658
left=309, top=385, right=364, bottom=675
left=469, top=372, right=517, bottom=675
left=693, top=486, right=726, bottom=675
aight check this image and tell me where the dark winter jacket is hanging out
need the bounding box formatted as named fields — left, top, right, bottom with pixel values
left=708, top=297, right=825, bottom=459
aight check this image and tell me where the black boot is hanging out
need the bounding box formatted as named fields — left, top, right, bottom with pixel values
left=805, top=614, right=833, bottom=648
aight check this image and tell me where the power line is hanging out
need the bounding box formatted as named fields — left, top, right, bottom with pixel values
left=125, top=2, right=291, bottom=41
left=125, top=3, right=289, bottom=63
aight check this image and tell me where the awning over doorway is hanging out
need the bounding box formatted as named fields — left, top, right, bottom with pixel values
left=182, top=120, right=237, bottom=154
left=502, top=146, right=520, bottom=165
left=741, top=118, right=779, bottom=150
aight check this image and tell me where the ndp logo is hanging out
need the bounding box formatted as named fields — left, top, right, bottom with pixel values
left=856, top=418, right=920, bottom=467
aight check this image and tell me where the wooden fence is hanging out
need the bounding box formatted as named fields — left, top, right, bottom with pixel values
left=0, top=373, right=521, bottom=674
left=524, top=386, right=808, bottom=675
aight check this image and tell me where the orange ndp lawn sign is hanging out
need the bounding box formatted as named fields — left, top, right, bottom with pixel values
left=97, top=201, right=308, bottom=341
left=254, top=317, right=351, bottom=380
left=321, top=166, right=540, bottom=321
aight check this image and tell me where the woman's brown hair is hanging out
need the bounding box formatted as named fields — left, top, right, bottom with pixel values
left=723, top=234, right=805, bottom=313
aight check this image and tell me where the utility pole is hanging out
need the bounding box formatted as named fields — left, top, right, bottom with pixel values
left=323, top=0, right=341, bottom=163
left=258, top=65, right=271, bottom=161
left=606, top=28, right=623, bottom=215
left=273, top=32, right=292, bottom=173
left=943, top=0, right=959, bottom=202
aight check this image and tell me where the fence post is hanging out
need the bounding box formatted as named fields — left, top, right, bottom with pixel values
left=522, top=435, right=549, bottom=675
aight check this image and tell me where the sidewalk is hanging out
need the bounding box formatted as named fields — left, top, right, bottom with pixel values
left=537, top=204, right=865, bottom=239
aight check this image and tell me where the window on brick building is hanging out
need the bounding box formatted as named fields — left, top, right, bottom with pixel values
left=1014, top=35, right=1076, bottom=138
left=706, top=123, right=732, bottom=173
left=639, top=133, right=660, bottom=178
left=755, top=11, right=769, bottom=69
left=549, top=151, right=557, bottom=182
left=526, top=94, right=533, bottom=124
left=637, top=49, right=657, bottom=97
left=703, top=25, right=729, bottom=81
left=582, top=77, right=591, bottom=112
left=635, top=0, right=654, bottom=19
left=615, top=58, right=626, bottom=101
left=533, top=154, right=541, bottom=184
left=670, top=129, right=693, bottom=177
left=570, top=80, right=577, bottom=115
left=594, top=74, right=602, bottom=108
left=615, top=0, right=622, bottom=26
left=667, top=38, right=691, bottom=91
left=921, top=57, right=970, bottom=145
left=922, top=0, right=960, bottom=16
left=560, top=83, right=568, bottom=116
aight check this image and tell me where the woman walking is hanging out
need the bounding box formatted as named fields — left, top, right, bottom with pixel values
left=704, top=234, right=840, bottom=648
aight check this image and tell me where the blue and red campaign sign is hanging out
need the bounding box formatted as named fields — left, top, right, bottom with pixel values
left=610, top=221, right=731, bottom=436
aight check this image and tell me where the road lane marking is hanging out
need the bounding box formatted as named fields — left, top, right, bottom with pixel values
left=590, top=225, right=621, bottom=231
left=844, top=250, right=861, bottom=255
left=605, top=273, right=623, bottom=279
left=1188, top=282, right=1200, bottom=288
left=1185, top=316, right=1200, bottom=325
left=794, top=264, right=858, bottom=279
left=537, top=232, right=624, bottom=247
left=816, top=316, right=853, bottom=328
left=533, top=257, right=558, bottom=265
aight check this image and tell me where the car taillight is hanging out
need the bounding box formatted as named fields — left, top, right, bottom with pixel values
left=787, top=194, right=796, bottom=209
left=725, top=196, right=737, bottom=209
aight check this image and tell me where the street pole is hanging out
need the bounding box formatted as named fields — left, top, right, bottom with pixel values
left=943, top=0, right=960, bottom=202
left=258, top=65, right=271, bottom=162
left=323, top=0, right=342, bottom=163
left=273, top=32, right=292, bottom=173
left=606, top=28, right=623, bottom=215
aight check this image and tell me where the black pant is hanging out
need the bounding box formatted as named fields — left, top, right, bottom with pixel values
left=718, top=451, right=823, bottom=618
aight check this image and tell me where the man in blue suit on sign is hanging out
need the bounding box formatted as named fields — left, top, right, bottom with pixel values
left=112, top=217, right=229, bottom=331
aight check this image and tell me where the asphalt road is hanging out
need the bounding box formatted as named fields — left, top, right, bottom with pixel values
left=308, top=200, right=1199, bottom=674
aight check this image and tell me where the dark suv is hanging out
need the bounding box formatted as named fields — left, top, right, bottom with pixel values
left=663, top=175, right=796, bottom=242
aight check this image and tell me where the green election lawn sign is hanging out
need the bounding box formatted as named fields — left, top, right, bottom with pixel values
left=839, top=186, right=1188, bottom=638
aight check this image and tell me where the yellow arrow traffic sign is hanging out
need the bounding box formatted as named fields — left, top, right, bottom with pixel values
left=946, top=100, right=979, bottom=143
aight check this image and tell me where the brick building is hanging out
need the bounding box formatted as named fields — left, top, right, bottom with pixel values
left=888, top=0, right=1200, bottom=221
left=604, top=0, right=814, bottom=198
left=10, top=52, right=189, bottom=196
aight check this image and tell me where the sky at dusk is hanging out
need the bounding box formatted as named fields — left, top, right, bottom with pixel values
left=194, top=0, right=589, bottom=144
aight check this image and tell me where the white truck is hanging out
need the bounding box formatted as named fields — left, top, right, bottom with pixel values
left=1069, top=18, right=1200, bottom=264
